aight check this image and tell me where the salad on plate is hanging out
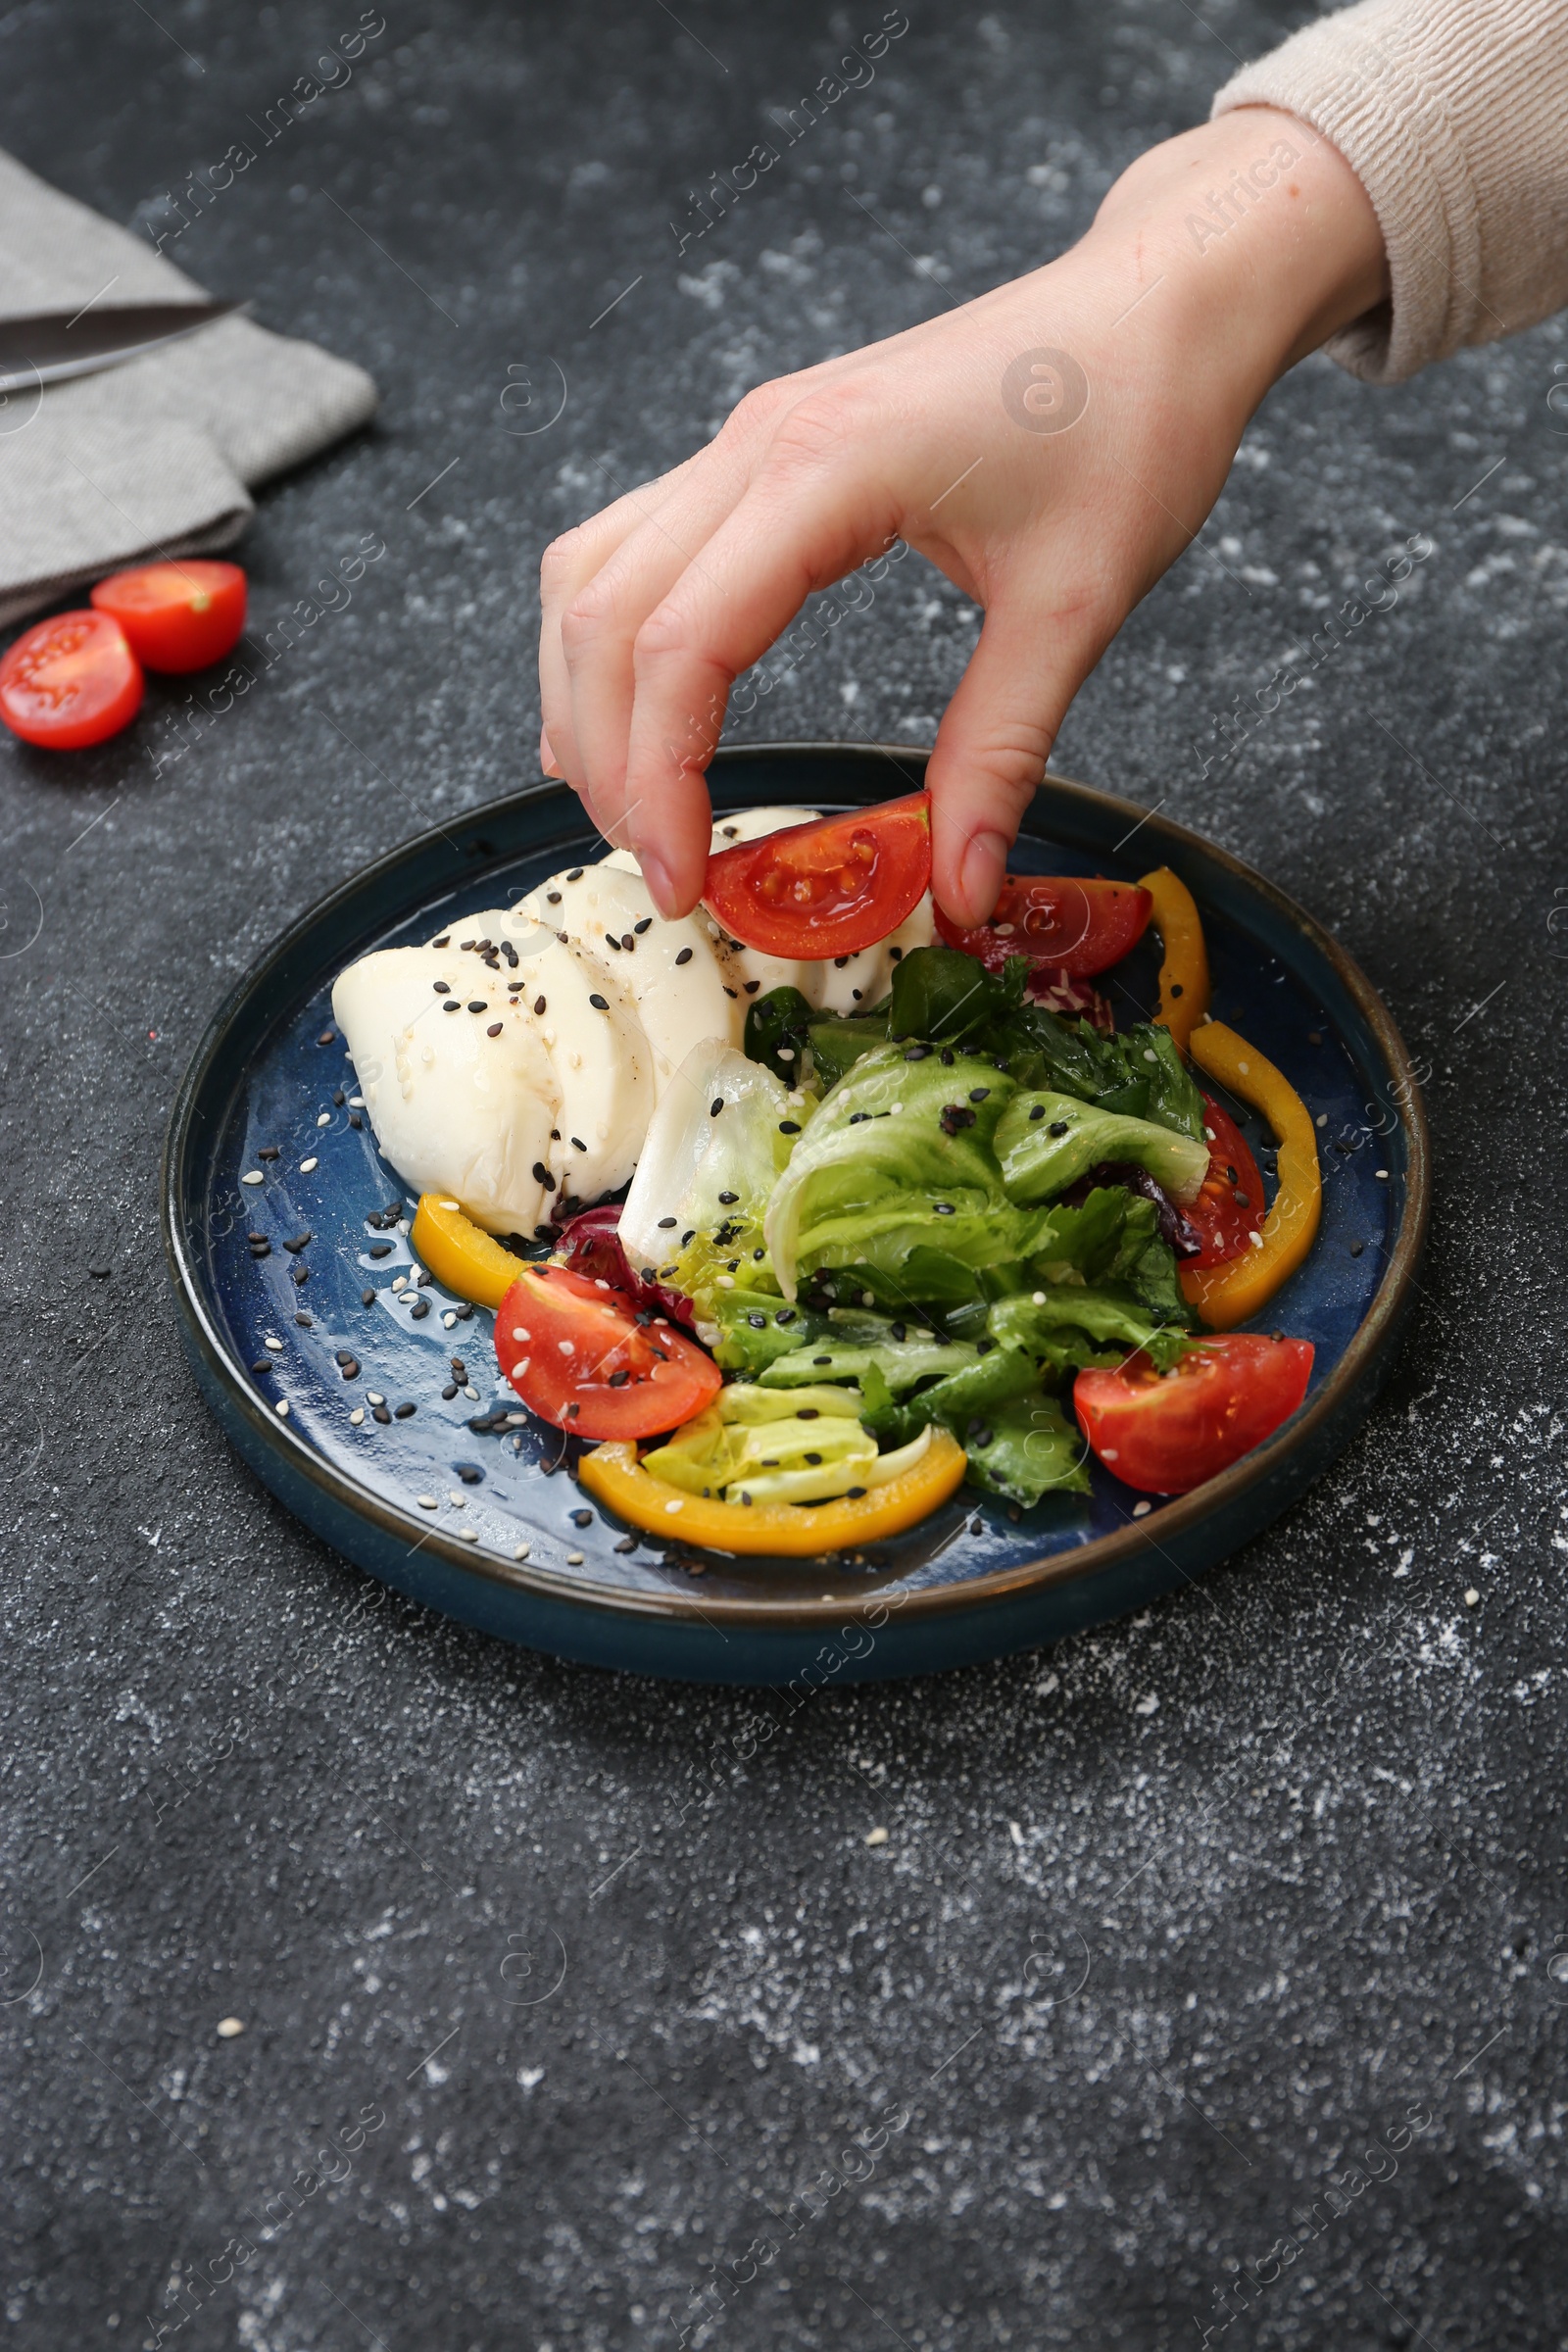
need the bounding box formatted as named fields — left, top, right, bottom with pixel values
left=330, top=797, right=1323, bottom=1558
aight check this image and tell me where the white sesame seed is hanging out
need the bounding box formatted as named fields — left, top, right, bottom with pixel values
left=664, top=1497, right=684, bottom=1513
left=1203, top=1125, right=1216, bottom=1142
left=1464, top=1588, right=1480, bottom=1607
left=264, top=1336, right=284, bottom=1352
left=460, top=1526, right=479, bottom=1543
left=1032, top=1291, right=1047, bottom=1305
left=449, top=1491, right=466, bottom=1508
left=216, top=2016, right=245, bottom=2038
left=1250, top=1231, right=1264, bottom=1248
left=349, top=1096, right=365, bottom=1107
left=514, top=1543, right=531, bottom=1561
left=274, top=1398, right=289, bottom=1417
left=566, top=1551, right=585, bottom=1566
left=241, top=1169, right=265, bottom=1185
left=1237, top=1059, right=1250, bottom=1075
left=465, top=1385, right=479, bottom=1401
left=417, top=1494, right=439, bottom=1509
left=317, top=1111, right=331, bottom=1128
left=300, top=1156, right=318, bottom=1173
left=349, top=1407, right=365, bottom=1426
left=558, top=1339, right=574, bottom=1354
left=512, top=1327, right=531, bottom=1342
left=864, top=1827, right=889, bottom=1847
left=442, top=1311, right=457, bottom=1328
left=1132, top=1499, right=1152, bottom=1517
left=391, top=1274, right=407, bottom=1292
left=366, top=1391, right=385, bottom=1406
left=1375, top=1168, right=1389, bottom=1180
left=715, top=1274, right=735, bottom=1289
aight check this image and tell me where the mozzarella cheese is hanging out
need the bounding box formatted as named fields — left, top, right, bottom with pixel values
left=332, top=806, right=935, bottom=1236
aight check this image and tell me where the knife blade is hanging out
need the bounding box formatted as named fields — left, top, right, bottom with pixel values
left=0, top=299, right=247, bottom=394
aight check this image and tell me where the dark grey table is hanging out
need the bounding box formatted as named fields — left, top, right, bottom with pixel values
left=3, top=5, right=1563, bottom=2346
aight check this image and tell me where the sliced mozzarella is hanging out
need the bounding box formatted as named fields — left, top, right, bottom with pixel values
left=478, top=907, right=651, bottom=1204
left=600, top=805, right=821, bottom=877
left=806, top=890, right=937, bottom=1014
left=514, top=865, right=741, bottom=1095
left=331, top=945, right=560, bottom=1238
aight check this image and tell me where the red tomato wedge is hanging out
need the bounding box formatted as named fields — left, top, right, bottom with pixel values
left=934, top=876, right=1152, bottom=978
left=1074, top=1333, right=1313, bottom=1494
left=0, top=611, right=143, bottom=750
left=91, top=560, right=247, bottom=674
left=495, top=1264, right=720, bottom=1440
left=704, top=792, right=931, bottom=956
left=1186, top=1095, right=1266, bottom=1269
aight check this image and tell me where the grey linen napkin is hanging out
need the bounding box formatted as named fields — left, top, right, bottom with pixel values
left=0, top=148, right=378, bottom=626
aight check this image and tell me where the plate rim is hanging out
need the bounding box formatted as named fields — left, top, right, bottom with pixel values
left=163, top=744, right=1431, bottom=1630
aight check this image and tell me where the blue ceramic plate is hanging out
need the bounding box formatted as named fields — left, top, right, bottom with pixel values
left=164, top=746, right=1429, bottom=1685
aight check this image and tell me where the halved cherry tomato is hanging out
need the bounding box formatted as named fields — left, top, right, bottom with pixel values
left=0, top=611, right=143, bottom=750
left=1185, top=1095, right=1266, bottom=1269
left=704, top=792, right=931, bottom=956
left=934, top=876, right=1151, bottom=978
left=495, top=1264, right=720, bottom=1440
left=1073, top=1333, right=1314, bottom=1495
left=91, top=561, right=247, bottom=673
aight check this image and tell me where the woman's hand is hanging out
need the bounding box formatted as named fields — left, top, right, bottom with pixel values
left=538, top=107, right=1387, bottom=922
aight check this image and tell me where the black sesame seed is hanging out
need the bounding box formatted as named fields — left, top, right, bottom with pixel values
left=1029, top=1103, right=1047, bottom=1122
left=410, top=1298, right=430, bottom=1320
left=249, top=1241, right=270, bottom=1258
left=441, top=1382, right=459, bottom=1399
left=456, top=1462, right=484, bottom=1484
left=570, top=1137, right=587, bottom=1153
left=294, top=1310, right=313, bottom=1327
left=291, top=1264, right=310, bottom=1286
left=775, top=1307, right=796, bottom=1325
left=748, top=1313, right=767, bottom=1330
left=607, top=1367, right=630, bottom=1387
left=371, top=1404, right=392, bottom=1424
left=257, top=1145, right=280, bottom=1160
left=431, top=934, right=450, bottom=948
left=546, top=890, right=562, bottom=905
left=1349, top=1240, right=1364, bottom=1256
left=681, top=1230, right=695, bottom=1247
left=566, top=866, right=583, bottom=881
left=1048, top=1119, right=1070, bottom=1137
left=433, top=980, right=451, bottom=995
left=969, top=1087, right=990, bottom=1103
left=340, top=1357, right=361, bottom=1380
left=605, top=933, right=621, bottom=951
left=1170, top=982, right=1184, bottom=999
left=487, top=1021, right=503, bottom=1037
left=467, top=999, right=487, bottom=1013
left=804, top=1451, right=823, bottom=1466
left=939, top=1048, right=955, bottom=1066
left=845, top=1487, right=866, bottom=1499
left=570, top=1507, right=592, bottom=1527
left=933, top=1202, right=955, bottom=1216
left=533, top=995, right=547, bottom=1016
left=890, top=1321, right=906, bottom=1341
left=318, top=1028, right=336, bottom=1047
left=975, top=1338, right=995, bottom=1356
left=368, top=1242, right=393, bottom=1258
left=349, top=1112, right=363, bottom=1129
left=710, top=1099, right=725, bottom=1118
left=335, top=1348, right=356, bottom=1366
left=812, top=1354, right=832, bottom=1366
left=1307, top=1030, right=1323, bottom=1047
left=613, top=1534, right=638, bottom=1552
left=674, top=947, right=693, bottom=966
left=395, top=1401, right=416, bottom=1419
left=833, top=956, right=849, bottom=969
left=588, top=994, right=609, bottom=1011
left=283, top=1232, right=313, bottom=1253
left=442, top=999, right=461, bottom=1012
left=779, top=1120, right=801, bottom=1135
left=361, top=1288, right=376, bottom=1306
left=251, top=1359, right=272, bottom=1376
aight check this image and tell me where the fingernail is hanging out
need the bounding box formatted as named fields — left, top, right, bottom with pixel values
left=957, top=830, right=1008, bottom=925
left=539, top=728, right=562, bottom=779
left=637, top=847, right=679, bottom=917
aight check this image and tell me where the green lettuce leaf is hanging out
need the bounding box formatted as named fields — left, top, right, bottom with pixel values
left=989, top=1286, right=1191, bottom=1373
left=996, top=1090, right=1208, bottom=1206
left=963, top=1394, right=1091, bottom=1505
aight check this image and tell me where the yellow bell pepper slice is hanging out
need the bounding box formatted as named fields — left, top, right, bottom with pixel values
left=411, top=1193, right=525, bottom=1309
left=577, top=1426, right=968, bottom=1557
left=1139, top=864, right=1210, bottom=1052
left=1180, top=1021, right=1322, bottom=1329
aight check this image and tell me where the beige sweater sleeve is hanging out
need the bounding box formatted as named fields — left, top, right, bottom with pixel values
left=1210, top=0, right=1568, bottom=382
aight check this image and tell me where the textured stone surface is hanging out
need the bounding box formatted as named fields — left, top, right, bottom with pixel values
left=2, top=4, right=1565, bottom=2347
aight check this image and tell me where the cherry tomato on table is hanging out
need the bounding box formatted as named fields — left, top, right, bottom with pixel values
left=0, top=611, right=143, bottom=749
left=1073, top=1333, right=1314, bottom=1495
left=495, top=1263, right=720, bottom=1441
left=91, top=561, right=247, bottom=673
left=704, top=792, right=931, bottom=957
left=1185, top=1094, right=1266, bottom=1269
left=935, top=875, right=1152, bottom=979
